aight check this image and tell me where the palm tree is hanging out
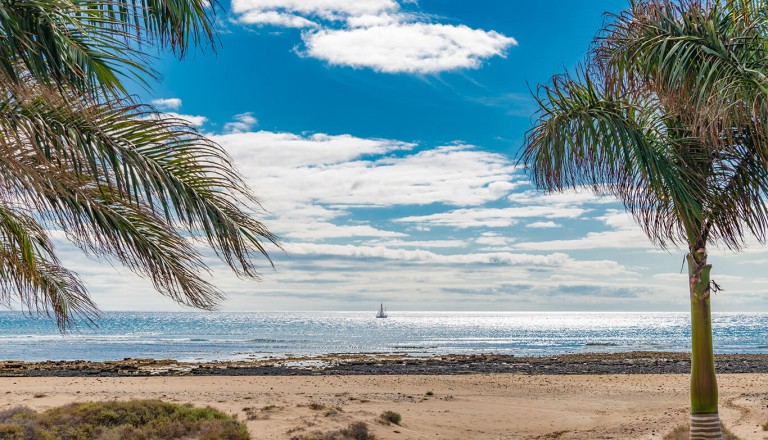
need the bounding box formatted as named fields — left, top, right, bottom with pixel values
left=520, top=1, right=768, bottom=438
left=0, top=1, right=278, bottom=329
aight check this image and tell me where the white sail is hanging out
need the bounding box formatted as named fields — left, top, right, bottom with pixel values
left=376, top=303, right=387, bottom=318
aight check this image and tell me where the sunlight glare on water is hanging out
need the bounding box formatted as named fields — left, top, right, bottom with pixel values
left=0, top=311, right=764, bottom=362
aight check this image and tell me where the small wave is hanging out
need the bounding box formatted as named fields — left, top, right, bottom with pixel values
left=188, top=339, right=208, bottom=342
left=584, top=342, right=619, bottom=347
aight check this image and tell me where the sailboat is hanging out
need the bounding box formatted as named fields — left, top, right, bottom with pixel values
left=375, top=303, right=388, bottom=319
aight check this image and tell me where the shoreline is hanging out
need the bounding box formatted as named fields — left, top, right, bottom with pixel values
left=3, top=351, right=768, bottom=377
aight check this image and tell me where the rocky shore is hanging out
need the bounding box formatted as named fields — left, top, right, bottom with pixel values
left=1, top=352, right=768, bottom=377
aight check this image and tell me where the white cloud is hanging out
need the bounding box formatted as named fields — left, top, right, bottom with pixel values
left=512, top=187, right=618, bottom=206
left=224, top=112, right=259, bottom=133
left=216, top=133, right=518, bottom=211
left=150, top=98, right=181, bottom=110
left=151, top=98, right=182, bottom=110
left=238, top=10, right=317, bottom=27
left=283, top=243, right=634, bottom=279
left=161, top=112, right=208, bottom=127
left=513, top=210, right=654, bottom=251
left=345, top=12, right=403, bottom=27
left=396, top=206, right=585, bottom=229
left=231, top=0, right=516, bottom=74
left=475, top=232, right=510, bottom=246
left=284, top=223, right=405, bottom=240
left=216, top=131, right=414, bottom=168
left=527, top=221, right=561, bottom=229
left=231, top=0, right=399, bottom=20
left=369, top=239, right=467, bottom=249
left=303, top=23, right=516, bottom=74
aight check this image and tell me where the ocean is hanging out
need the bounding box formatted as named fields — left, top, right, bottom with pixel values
left=0, top=311, right=766, bottom=362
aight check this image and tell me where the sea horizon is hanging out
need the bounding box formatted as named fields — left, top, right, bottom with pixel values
left=1, top=311, right=766, bottom=363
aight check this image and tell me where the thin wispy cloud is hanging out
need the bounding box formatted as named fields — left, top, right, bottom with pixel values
left=396, top=206, right=586, bottom=229
left=527, top=221, right=561, bottom=229
left=162, top=112, right=208, bottom=127
left=513, top=211, right=654, bottom=251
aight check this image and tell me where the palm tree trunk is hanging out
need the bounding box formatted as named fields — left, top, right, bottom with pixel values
left=687, top=248, right=722, bottom=440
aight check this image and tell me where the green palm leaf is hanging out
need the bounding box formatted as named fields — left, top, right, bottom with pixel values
left=0, top=205, right=97, bottom=329
left=522, top=1, right=768, bottom=433
left=0, top=0, right=216, bottom=94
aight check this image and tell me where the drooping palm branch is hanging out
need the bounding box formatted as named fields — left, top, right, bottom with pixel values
left=0, top=79, right=279, bottom=326
left=0, top=0, right=216, bottom=94
left=0, top=1, right=279, bottom=328
left=521, top=1, right=768, bottom=437
left=524, top=0, right=768, bottom=250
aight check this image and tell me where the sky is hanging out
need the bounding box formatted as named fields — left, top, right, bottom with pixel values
left=54, top=0, right=768, bottom=312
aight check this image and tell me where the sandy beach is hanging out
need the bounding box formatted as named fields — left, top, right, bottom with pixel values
left=0, top=373, right=765, bottom=440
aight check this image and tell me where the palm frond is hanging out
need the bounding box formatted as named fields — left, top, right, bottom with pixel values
left=0, top=0, right=216, bottom=94
left=600, top=0, right=768, bottom=155
left=522, top=69, right=706, bottom=247
left=0, top=80, right=278, bottom=316
left=0, top=204, right=97, bottom=330
left=524, top=0, right=768, bottom=251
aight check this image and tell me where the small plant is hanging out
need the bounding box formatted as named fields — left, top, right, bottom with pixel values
left=32, top=393, right=46, bottom=399
left=308, top=402, right=326, bottom=411
left=291, top=421, right=375, bottom=440
left=379, top=411, right=401, bottom=425
left=425, top=391, right=434, bottom=396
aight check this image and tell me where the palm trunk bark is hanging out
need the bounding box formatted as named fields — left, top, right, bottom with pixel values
left=687, top=248, right=722, bottom=440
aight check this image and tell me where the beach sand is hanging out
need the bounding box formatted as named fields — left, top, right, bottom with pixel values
left=0, top=374, right=766, bottom=439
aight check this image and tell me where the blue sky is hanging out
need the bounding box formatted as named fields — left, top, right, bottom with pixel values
left=58, top=0, right=768, bottom=312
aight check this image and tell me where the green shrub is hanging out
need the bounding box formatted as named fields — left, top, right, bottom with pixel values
left=0, top=400, right=249, bottom=440
left=379, top=411, right=401, bottom=425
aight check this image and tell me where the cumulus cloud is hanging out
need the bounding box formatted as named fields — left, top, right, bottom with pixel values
left=475, top=232, right=510, bottom=246
left=215, top=130, right=414, bottom=168
left=231, top=0, right=516, bottom=74
left=303, top=23, right=516, bottom=74
left=224, top=112, right=259, bottom=133
left=215, top=133, right=518, bottom=211
left=151, top=98, right=182, bottom=110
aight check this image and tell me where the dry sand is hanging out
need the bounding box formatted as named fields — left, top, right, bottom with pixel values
left=0, top=374, right=766, bottom=439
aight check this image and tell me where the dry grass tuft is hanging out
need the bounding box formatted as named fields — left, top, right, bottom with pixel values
left=290, top=421, right=375, bottom=440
